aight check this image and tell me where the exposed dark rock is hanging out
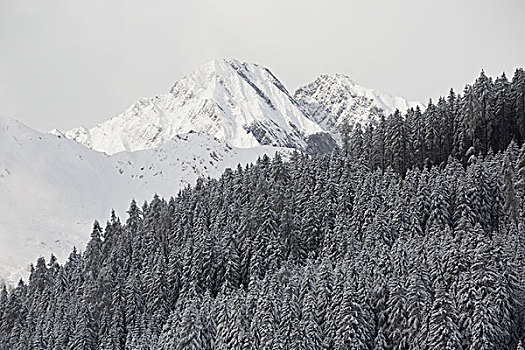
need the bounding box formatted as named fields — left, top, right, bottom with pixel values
left=305, top=132, right=338, bottom=155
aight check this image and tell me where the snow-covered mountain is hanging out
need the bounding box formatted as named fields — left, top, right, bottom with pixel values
left=294, top=74, right=424, bottom=138
left=2, top=59, right=424, bottom=284
left=0, top=115, right=288, bottom=284
left=57, top=59, right=423, bottom=154
left=57, top=59, right=336, bottom=155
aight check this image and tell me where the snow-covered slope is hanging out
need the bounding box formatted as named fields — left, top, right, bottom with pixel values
left=0, top=116, right=288, bottom=284
left=58, top=59, right=334, bottom=155
left=294, top=74, right=424, bottom=138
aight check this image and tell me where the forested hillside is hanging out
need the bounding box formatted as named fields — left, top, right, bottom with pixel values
left=343, top=68, right=525, bottom=174
left=1, top=69, right=525, bottom=349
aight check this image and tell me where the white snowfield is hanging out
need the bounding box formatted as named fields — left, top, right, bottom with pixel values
left=1, top=58, right=422, bottom=284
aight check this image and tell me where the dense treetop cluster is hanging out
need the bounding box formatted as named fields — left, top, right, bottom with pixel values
left=342, top=68, right=525, bottom=174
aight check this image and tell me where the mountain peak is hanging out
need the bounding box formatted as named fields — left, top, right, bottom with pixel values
left=294, top=73, right=424, bottom=136
left=60, top=59, right=331, bottom=155
left=169, top=58, right=288, bottom=96
left=317, top=73, right=357, bottom=86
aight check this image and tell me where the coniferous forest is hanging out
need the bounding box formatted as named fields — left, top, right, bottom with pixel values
left=1, top=69, right=525, bottom=349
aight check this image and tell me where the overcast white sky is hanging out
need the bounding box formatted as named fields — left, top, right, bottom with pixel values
left=1, top=0, right=524, bottom=132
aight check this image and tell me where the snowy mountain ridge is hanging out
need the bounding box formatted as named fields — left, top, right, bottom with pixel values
left=56, top=59, right=335, bottom=155
left=56, top=59, right=422, bottom=156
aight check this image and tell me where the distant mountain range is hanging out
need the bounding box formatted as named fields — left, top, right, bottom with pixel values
left=0, top=58, right=422, bottom=284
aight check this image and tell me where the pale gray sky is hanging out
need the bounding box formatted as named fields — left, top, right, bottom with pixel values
left=1, top=0, right=524, bottom=132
